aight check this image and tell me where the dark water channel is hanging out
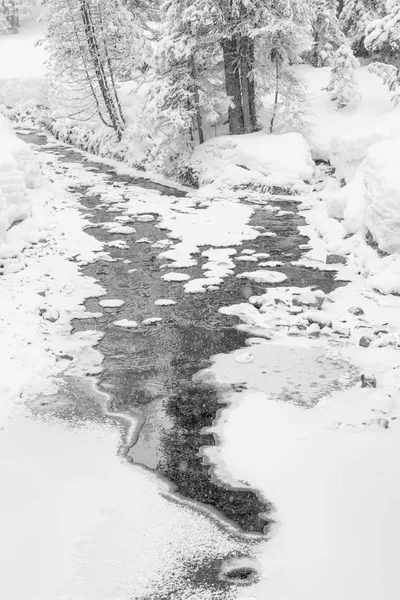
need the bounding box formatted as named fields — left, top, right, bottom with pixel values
left=22, top=130, right=342, bottom=595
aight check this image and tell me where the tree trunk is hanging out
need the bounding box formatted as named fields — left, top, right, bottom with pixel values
left=240, top=37, right=252, bottom=134
left=222, top=37, right=244, bottom=135
left=191, top=58, right=204, bottom=144
left=247, top=39, right=258, bottom=131
left=269, top=53, right=279, bottom=133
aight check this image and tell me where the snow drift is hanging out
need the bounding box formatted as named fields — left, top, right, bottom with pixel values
left=328, top=135, right=400, bottom=254
left=0, top=114, right=42, bottom=269
left=190, top=131, right=315, bottom=195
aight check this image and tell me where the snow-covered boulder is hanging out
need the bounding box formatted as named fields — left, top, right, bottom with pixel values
left=190, top=131, right=314, bottom=195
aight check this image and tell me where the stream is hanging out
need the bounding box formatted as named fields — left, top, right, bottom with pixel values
left=20, top=130, right=342, bottom=598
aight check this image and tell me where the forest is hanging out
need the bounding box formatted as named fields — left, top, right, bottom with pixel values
left=1, top=0, right=399, bottom=182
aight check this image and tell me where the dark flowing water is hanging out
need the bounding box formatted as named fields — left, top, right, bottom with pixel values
left=20, top=130, right=343, bottom=597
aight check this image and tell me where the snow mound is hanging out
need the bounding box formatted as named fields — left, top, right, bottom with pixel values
left=330, top=109, right=400, bottom=182
left=190, top=132, right=314, bottom=194
left=329, top=136, right=400, bottom=253
left=237, top=270, right=288, bottom=284
left=0, top=115, right=43, bottom=270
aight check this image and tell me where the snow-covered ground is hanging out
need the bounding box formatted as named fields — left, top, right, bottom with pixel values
left=3, top=6, right=400, bottom=600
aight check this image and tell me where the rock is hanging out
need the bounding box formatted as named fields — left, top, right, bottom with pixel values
left=359, top=336, right=372, bottom=348
left=348, top=306, right=364, bottom=316
left=235, top=353, right=254, bottom=364
left=250, top=298, right=264, bottom=309
left=326, top=254, right=346, bottom=265
left=288, top=306, right=303, bottom=315
left=292, top=291, right=325, bottom=309
left=307, top=323, right=321, bottom=335
left=304, top=311, right=332, bottom=328
left=374, top=329, right=389, bottom=336
left=361, top=374, right=377, bottom=388
left=42, top=308, right=60, bottom=323
left=142, top=318, right=162, bottom=325
left=364, top=418, right=389, bottom=430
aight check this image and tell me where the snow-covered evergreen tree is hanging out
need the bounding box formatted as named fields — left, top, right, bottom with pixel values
left=368, top=61, right=400, bottom=104
left=339, top=0, right=383, bottom=56
left=365, top=0, right=400, bottom=65
left=255, top=0, right=313, bottom=133
left=326, top=43, right=361, bottom=108
left=147, top=0, right=228, bottom=179
left=307, top=0, right=345, bottom=66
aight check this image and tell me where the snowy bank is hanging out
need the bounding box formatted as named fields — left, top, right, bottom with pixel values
left=0, top=114, right=42, bottom=272
left=190, top=131, right=314, bottom=195
left=327, top=119, right=400, bottom=255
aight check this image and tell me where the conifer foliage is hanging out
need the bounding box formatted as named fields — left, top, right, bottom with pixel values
left=326, top=43, right=361, bottom=108
left=339, top=0, right=383, bottom=56
left=308, top=0, right=345, bottom=66
left=365, top=0, right=400, bottom=64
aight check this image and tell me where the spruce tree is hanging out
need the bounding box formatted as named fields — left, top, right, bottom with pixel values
left=365, top=0, right=400, bottom=65
left=307, top=0, right=345, bottom=66
left=339, top=0, right=383, bottom=56
left=326, top=43, right=361, bottom=108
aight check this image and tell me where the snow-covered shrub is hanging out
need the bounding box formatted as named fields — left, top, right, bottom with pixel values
left=326, top=44, right=361, bottom=109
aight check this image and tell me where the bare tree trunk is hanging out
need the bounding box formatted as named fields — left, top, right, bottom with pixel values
left=222, top=37, right=244, bottom=135
left=240, top=38, right=252, bottom=134
left=269, top=52, right=279, bottom=133
left=80, top=0, right=123, bottom=140
left=247, top=39, right=258, bottom=131
left=96, top=6, right=125, bottom=125
left=191, top=58, right=204, bottom=144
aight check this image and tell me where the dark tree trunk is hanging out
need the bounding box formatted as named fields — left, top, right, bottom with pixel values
left=191, top=58, right=204, bottom=144
left=247, top=39, right=258, bottom=131
left=222, top=37, right=244, bottom=135
left=240, top=37, right=252, bottom=134
left=269, top=52, right=279, bottom=133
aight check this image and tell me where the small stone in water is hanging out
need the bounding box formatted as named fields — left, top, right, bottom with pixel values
left=359, top=336, right=372, bottom=348
left=361, top=373, right=377, bottom=388
left=348, top=306, right=364, bottom=316
left=326, top=253, right=346, bottom=265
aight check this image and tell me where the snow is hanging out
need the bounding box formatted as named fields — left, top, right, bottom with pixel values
left=0, top=114, right=43, bottom=270
left=161, top=272, right=190, bottom=282
left=98, top=299, right=125, bottom=308
left=236, top=270, right=288, bottom=284
left=191, top=131, right=315, bottom=195
left=113, top=319, right=138, bottom=328
left=155, top=298, right=176, bottom=306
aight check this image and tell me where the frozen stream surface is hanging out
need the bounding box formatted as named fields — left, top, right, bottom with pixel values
left=8, top=130, right=355, bottom=600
